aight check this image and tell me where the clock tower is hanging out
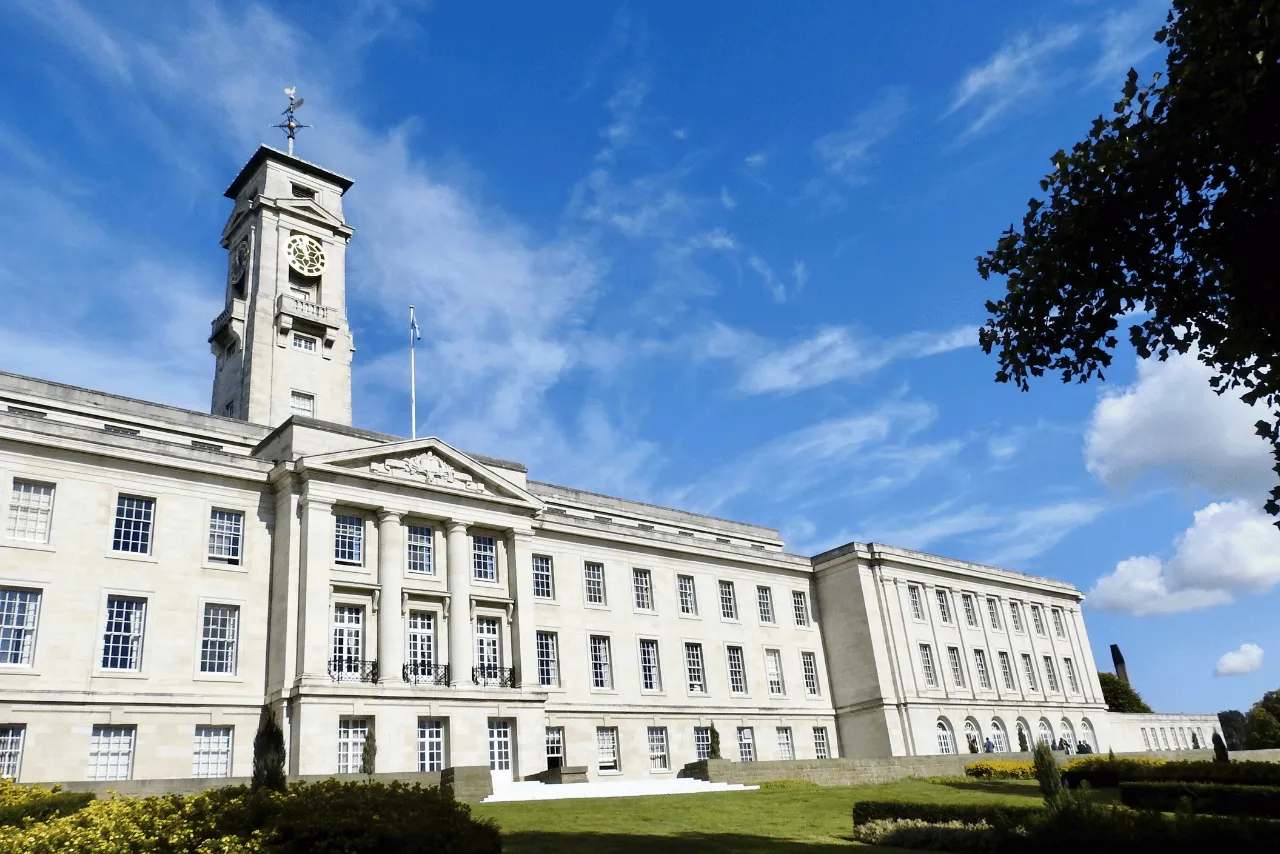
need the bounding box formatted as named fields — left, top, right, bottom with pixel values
left=209, top=145, right=356, bottom=427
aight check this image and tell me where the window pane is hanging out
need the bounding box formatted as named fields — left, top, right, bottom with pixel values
left=597, top=727, right=618, bottom=771
left=727, top=646, right=747, bottom=693
left=290, top=391, right=314, bottom=417
left=813, top=727, right=830, bottom=759
left=648, top=727, right=669, bottom=770
left=685, top=643, right=705, bottom=693
left=199, top=604, right=239, bottom=674
left=473, top=536, right=496, bottom=581
left=407, top=526, right=433, bottom=574
left=536, top=632, right=558, bottom=686
left=694, top=727, right=711, bottom=760
left=792, top=591, right=810, bottom=626
left=737, top=727, right=755, bottom=762
left=533, top=555, right=554, bottom=598
left=334, top=515, right=363, bottom=564
left=0, top=726, right=24, bottom=779
left=633, top=569, right=653, bottom=610
left=102, top=596, right=145, bottom=670
left=192, top=726, right=232, bottom=778
left=590, top=636, right=612, bottom=689
left=765, top=649, right=785, bottom=695
left=678, top=575, right=698, bottom=615
left=207, top=510, right=243, bottom=564
left=88, top=725, right=135, bottom=780
left=919, top=644, right=937, bottom=687
left=112, top=495, right=154, bottom=554
left=418, top=719, right=445, bottom=772
left=0, top=588, right=40, bottom=666
left=7, top=480, right=54, bottom=543
left=777, top=727, right=794, bottom=760
left=719, top=581, right=737, bottom=619
left=584, top=562, right=606, bottom=604
left=639, top=639, right=661, bottom=691
left=757, top=586, right=774, bottom=623
left=337, top=718, right=368, bottom=774
left=802, top=651, right=821, bottom=695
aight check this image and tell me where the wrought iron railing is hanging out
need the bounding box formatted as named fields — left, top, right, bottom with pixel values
left=472, top=665, right=516, bottom=688
left=402, top=662, right=450, bottom=685
left=328, top=657, right=379, bottom=683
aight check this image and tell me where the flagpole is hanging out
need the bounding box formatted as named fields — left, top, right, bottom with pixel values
left=409, top=305, right=417, bottom=440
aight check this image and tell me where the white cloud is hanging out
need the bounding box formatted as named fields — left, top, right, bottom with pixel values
left=1085, top=353, right=1275, bottom=499
left=719, top=187, right=736, bottom=210
left=746, top=255, right=808, bottom=303
left=812, top=88, right=908, bottom=183
left=982, top=500, right=1107, bottom=567
left=948, top=26, right=1083, bottom=136
left=744, top=152, right=767, bottom=168
left=1215, top=643, right=1264, bottom=677
left=1093, top=3, right=1164, bottom=86
left=1088, top=500, right=1280, bottom=615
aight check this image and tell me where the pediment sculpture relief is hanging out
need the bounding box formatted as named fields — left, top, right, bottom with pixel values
left=370, top=450, right=488, bottom=494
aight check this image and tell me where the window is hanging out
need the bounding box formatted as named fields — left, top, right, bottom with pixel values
left=677, top=575, right=698, bottom=615
left=597, top=727, right=619, bottom=771
left=88, top=725, right=135, bottom=780
left=990, top=720, right=1009, bottom=752
left=1031, top=605, right=1046, bottom=635
left=292, top=333, right=317, bottom=352
left=331, top=604, right=364, bottom=677
left=289, top=391, right=314, bottom=417
left=947, top=646, right=966, bottom=688
left=775, top=727, right=794, bottom=761
left=488, top=720, right=511, bottom=771
left=0, top=726, right=23, bottom=780
left=764, top=649, right=786, bottom=696
left=1141, top=727, right=1152, bottom=750
left=536, top=632, right=559, bottom=687
left=192, top=726, right=232, bottom=778
left=973, top=649, right=992, bottom=690
left=475, top=617, right=501, bottom=677
left=472, top=535, right=496, bottom=581
left=1063, top=658, right=1079, bottom=693
left=1160, top=728, right=1169, bottom=750
left=0, top=588, right=40, bottom=666
left=533, top=555, right=554, bottom=598
left=199, top=604, right=239, bottom=674
left=407, top=611, right=435, bottom=670
left=633, top=569, right=654, bottom=610
left=334, top=515, right=363, bottom=565
left=1043, top=656, right=1059, bottom=692
left=419, top=719, right=445, bottom=772
left=962, top=594, right=978, bottom=628
left=737, top=727, right=756, bottom=762
left=639, top=638, right=662, bottom=690
left=1009, top=602, right=1024, bottom=633
left=813, top=727, right=830, bottom=759
left=7, top=480, right=54, bottom=543
left=101, top=596, right=146, bottom=670
left=111, top=495, right=154, bottom=554
left=407, top=526, right=433, bottom=574
left=998, top=651, right=1016, bottom=691
left=648, top=727, right=669, bottom=770
left=584, top=562, right=606, bottom=605
left=757, top=586, right=775, bottom=623
left=337, top=718, right=369, bottom=774
left=801, top=651, right=821, bottom=696
left=919, top=644, right=938, bottom=687
left=935, top=589, right=953, bottom=624
left=545, top=726, right=564, bottom=770
left=589, top=635, right=612, bottom=689
left=694, top=726, right=712, bottom=760
left=986, top=597, right=1001, bottom=630
left=290, top=284, right=313, bottom=302
left=206, top=509, right=243, bottom=565
left=726, top=646, right=748, bottom=694
left=936, top=720, right=955, bottom=755
left=907, top=585, right=925, bottom=620
left=685, top=643, right=705, bottom=693
left=1037, top=720, right=1053, bottom=746
left=1052, top=608, right=1066, bottom=638
left=1021, top=653, right=1038, bottom=691
left=719, top=580, right=738, bottom=619
left=792, top=591, right=811, bottom=627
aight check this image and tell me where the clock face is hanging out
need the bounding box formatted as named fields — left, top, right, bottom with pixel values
left=286, top=234, right=326, bottom=277
left=228, top=239, right=250, bottom=282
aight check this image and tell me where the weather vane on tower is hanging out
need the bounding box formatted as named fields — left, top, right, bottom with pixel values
left=272, top=87, right=310, bottom=156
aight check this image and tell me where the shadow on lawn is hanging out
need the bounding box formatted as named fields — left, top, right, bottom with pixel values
left=930, top=779, right=1043, bottom=798
left=502, top=830, right=876, bottom=853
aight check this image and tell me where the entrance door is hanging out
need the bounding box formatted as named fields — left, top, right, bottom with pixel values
left=488, top=719, right=513, bottom=785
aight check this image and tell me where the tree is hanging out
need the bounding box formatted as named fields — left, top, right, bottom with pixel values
left=1242, top=706, right=1280, bottom=749
left=975, top=0, right=1280, bottom=525
left=1032, top=740, right=1063, bottom=804
left=1219, top=709, right=1247, bottom=749
left=708, top=724, right=721, bottom=760
left=252, top=704, right=287, bottom=791
left=1212, top=731, right=1231, bottom=762
left=1099, top=671, right=1153, bottom=713
left=360, top=730, right=377, bottom=777
left=1017, top=727, right=1029, bottom=753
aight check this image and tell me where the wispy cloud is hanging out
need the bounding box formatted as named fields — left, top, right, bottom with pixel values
left=1093, top=3, right=1165, bottom=86
left=947, top=26, right=1083, bottom=137
left=813, top=87, right=908, bottom=184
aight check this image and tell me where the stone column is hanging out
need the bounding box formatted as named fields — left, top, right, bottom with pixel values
left=299, top=496, right=333, bottom=679
left=377, top=509, right=405, bottom=684
left=445, top=519, right=472, bottom=686
left=506, top=529, right=538, bottom=688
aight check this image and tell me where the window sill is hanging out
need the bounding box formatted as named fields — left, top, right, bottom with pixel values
left=104, top=551, right=158, bottom=564
left=649, top=768, right=674, bottom=775
left=92, top=670, right=148, bottom=680
left=192, top=674, right=245, bottom=683
left=533, top=597, right=558, bottom=606
left=677, top=612, right=701, bottom=620
left=333, top=563, right=368, bottom=572
left=719, top=617, right=741, bottom=625
left=0, top=666, right=40, bottom=676
left=633, top=609, right=658, bottom=616
left=589, top=688, right=619, bottom=695
left=0, top=539, right=55, bottom=553
left=597, top=769, right=622, bottom=776
left=584, top=603, right=611, bottom=611
left=203, top=560, right=249, bottom=573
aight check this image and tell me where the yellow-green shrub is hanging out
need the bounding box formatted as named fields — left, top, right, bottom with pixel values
left=965, top=759, right=1036, bottom=780
left=0, top=779, right=95, bottom=828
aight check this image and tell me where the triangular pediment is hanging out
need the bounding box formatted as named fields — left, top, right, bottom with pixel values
left=300, top=437, right=540, bottom=508
left=276, top=197, right=347, bottom=231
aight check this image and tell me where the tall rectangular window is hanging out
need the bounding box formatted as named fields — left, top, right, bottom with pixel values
left=935, top=589, right=953, bottom=624
left=486, top=721, right=513, bottom=773
left=88, top=725, right=135, bottom=780
left=597, top=727, right=619, bottom=771
left=532, top=555, right=554, bottom=598
left=1141, top=727, right=1152, bottom=750
left=407, top=611, right=435, bottom=670
left=589, top=635, right=612, bottom=689
left=334, top=515, right=363, bottom=565
left=474, top=617, right=501, bottom=677
left=584, top=561, right=606, bottom=605
left=1009, top=602, right=1024, bottom=632
left=647, top=727, right=669, bottom=770
left=802, top=651, right=821, bottom=695
left=192, top=725, right=232, bottom=778
left=685, top=643, right=705, bottom=693
left=418, top=719, right=445, bottom=772
left=206, top=509, right=243, bottom=565
left=907, top=585, right=924, bottom=620
left=0, top=726, right=24, bottom=780
left=101, top=596, right=145, bottom=670
left=813, top=727, right=830, bottom=760
left=737, top=727, right=755, bottom=762
left=719, top=580, right=738, bottom=620
left=678, top=575, right=698, bottom=615
left=0, top=588, right=40, bottom=667
left=112, top=495, right=154, bottom=554
left=694, top=726, right=711, bottom=760
left=7, top=480, right=54, bottom=543
left=986, top=597, right=1001, bottom=630
left=545, top=726, right=564, bottom=770
left=1021, top=653, right=1038, bottom=691
left=1063, top=657, right=1079, bottom=693
left=1052, top=608, right=1066, bottom=638
left=199, top=603, right=239, bottom=674
left=639, top=638, right=662, bottom=691
left=331, top=604, right=364, bottom=678
left=726, top=645, right=747, bottom=694
left=536, top=631, right=559, bottom=686
left=998, top=651, right=1016, bottom=690
left=289, top=391, right=314, bottom=417
left=973, top=649, right=992, bottom=689
left=947, top=646, right=966, bottom=688
left=337, top=718, right=368, bottom=774
left=1042, top=656, right=1059, bottom=692
left=472, top=535, right=496, bottom=581
left=407, top=525, right=433, bottom=574
left=756, top=586, right=775, bottom=623
left=919, top=643, right=937, bottom=687
left=633, top=569, right=653, bottom=610
left=1031, top=605, right=1046, bottom=635
left=792, top=591, right=811, bottom=627
left=764, top=649, right=786, bottom=696
left=777, top=727, right=794, bottom=761
left=962, top=594, right=978, bottom=628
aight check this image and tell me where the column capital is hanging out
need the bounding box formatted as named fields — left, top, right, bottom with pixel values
left=299, top=496, right=334, bottom=512
left=445, top=519, right=469, bottom=535
left=376, top=508, right=405, bottom=524
left=507, top=527, right=535, bottom=543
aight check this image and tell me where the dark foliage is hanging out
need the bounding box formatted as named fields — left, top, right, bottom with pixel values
left=252, top=704, right=287, bottom=792
left=1120, top=780, right=1280, bottom=817
left=708, top=724, right=721, bottom=760
left=1065, top=757, right=1280, bottom=789
left=1219, top=709, right=1247, bottom=749
left=1212, top=731, right=1230, bottom=762
left=850, top=799, right=1042, bottom=828
left=1098, top=672, right=1152, bottom=713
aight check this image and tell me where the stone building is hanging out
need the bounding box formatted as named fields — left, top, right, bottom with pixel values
left=0, top=145, right=1216, bottom=784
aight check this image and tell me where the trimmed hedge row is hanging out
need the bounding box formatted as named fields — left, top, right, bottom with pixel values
left=851, top=800, right=1042, bottom=827
left=965, top=759, right=1036, bottom=780
left=0, top=790, right=95, bottom=827
left=1120, top=781, right=1280, bottom=818
left=1064, top=757, right=1280, bottom=789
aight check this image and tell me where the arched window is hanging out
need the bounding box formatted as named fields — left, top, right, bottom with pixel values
left=1080, top=718, right=1097, bottom=752
left=1037, top=719, right=1053, bottom=747
left=964, top=719, right=981, bottom=753
left=990, top=719, right=1009, bottom=752
left=1060, top=719, right=1076, bottom=751
left=936, top=718, right=956, bottom=755
left=1015, top=719, right=1032, bottom=752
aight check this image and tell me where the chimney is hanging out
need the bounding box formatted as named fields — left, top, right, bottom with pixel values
left=1110, top=644, right=1130, bottom=685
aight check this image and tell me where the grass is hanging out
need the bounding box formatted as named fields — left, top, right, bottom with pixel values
left=473, top=777, right=1045, bottom=853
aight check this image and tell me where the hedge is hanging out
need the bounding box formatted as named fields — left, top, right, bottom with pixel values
left=851, top=800, right=1043, bottom=827
left=1119, top=781, right=1280, bottom=818
left=0, top=791, right=96, bottom=828
left=1064, top=756, right=1280, bottom=789
left=965, top=759, right=1035, bottom=780
left=1004, top=800, right=1280, bottom=854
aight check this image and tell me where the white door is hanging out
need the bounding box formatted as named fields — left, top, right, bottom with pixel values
left=488, top=719, right=513, bottom=785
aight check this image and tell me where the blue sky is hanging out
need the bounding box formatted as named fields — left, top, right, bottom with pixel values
left=2, top=0, right=1277, bottom=714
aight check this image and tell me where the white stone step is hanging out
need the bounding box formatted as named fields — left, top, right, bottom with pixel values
left=482, top=778, right=758, bottom=802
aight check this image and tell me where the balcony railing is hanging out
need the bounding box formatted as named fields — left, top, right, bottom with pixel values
left=277, top=294, right=340, bottom=328
left=403, top=662, right=450, bottom=685
left=329, top=657, right=379, bottom=683
left=472, top=665, right=516, bottom=688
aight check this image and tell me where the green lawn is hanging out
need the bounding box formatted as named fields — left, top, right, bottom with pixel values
left=473, top=778, right=1045, bottom=853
